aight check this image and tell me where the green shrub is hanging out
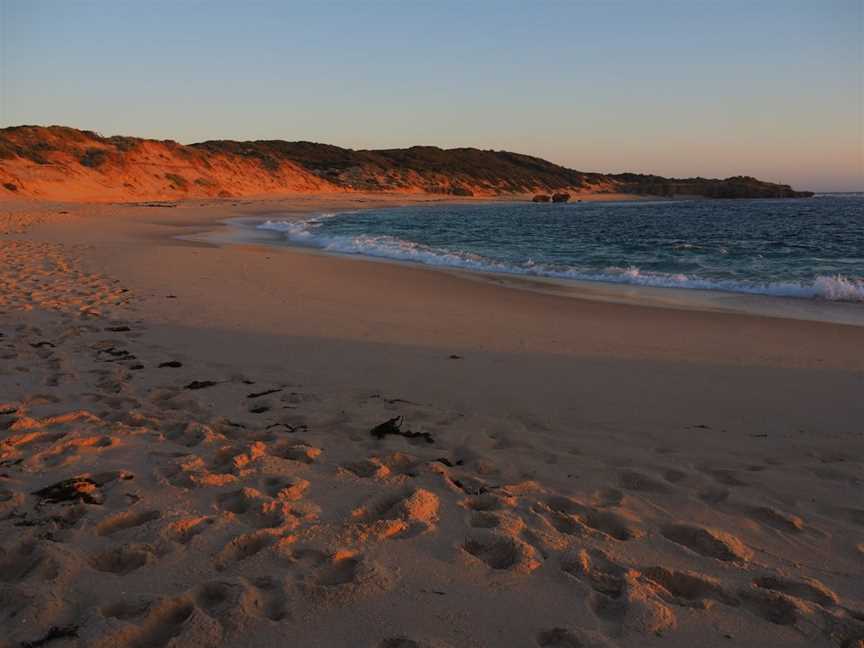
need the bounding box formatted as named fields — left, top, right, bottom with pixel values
left=450, top=186, right=473, bottom=196
left=109, top=136, right=141, bottom=152
left=79, top=148, right=107, bottom=168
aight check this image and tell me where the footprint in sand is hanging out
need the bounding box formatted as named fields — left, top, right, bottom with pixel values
left=272, top=442, right=322, bottom=464
left=297, top=551, right=395, bottom=603
left=562, top=548, right=628, bottom=599
left=263, top=476, right=310, bottom=501
left=351, top=487, right=440, bottom=541
left=462, top=531, right=541, bottom=573
left=89, top=544, right=155, bottom=575
left=0, top=540, right=61, bottom=583
left=216, top=487, right=291, bottom=529
left=341, top=456, right=392, bottom=479
left=663, top=468, right=689, bottom=484
left=469, top=510, right=526, bottom=535
left=698, top=487, right=730, bottom=504
left=462, top=491, right=517, bottom=512
left=842, top=508, right=864, bottom=527
left=96, top=509, right=162, bottom=536
left=250, top=575, right=289, bottom=621
left=164, top=516, right=214, bottom=545
left=641, top=566, right=739, bottom=608
left=746, top=506, right=806, bottom=533
left=537, top=627, right=615, bottom=648
left=563, top=548, right=677, bottom=636
left=166, top=421, right=223, bottom=448
left=101, top=598, right=152, bottom=621
left=214, top=530, right=277, bottom=571
left=619, top=470, right=670, bottom=493
left=196, top=576, right=288, bottom=625
left=111, top=595, right=221, bottom=648
left=737, top=587, right=807, bottom=626
left=545, top=495, right=644, bottom=541
left=591, top=487, right=624, bottom=508
left=662, top=524, right=752, bottom=562
left=702, top=467, right=749, bottom=487
left=379, top=638, right=454, bottom=648
left=195, top=580, right=246, bottom=625
left=753, top=575, right=838, bottom=607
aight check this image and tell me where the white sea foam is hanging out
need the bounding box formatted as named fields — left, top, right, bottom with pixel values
left=258, top=216, right=864, bottom=303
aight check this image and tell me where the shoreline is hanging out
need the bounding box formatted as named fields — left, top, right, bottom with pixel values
left=183, top=206, right=864, bottom=328
left=6, top=195, right=864, bottom=369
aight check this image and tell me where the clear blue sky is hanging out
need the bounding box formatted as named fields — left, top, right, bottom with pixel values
left=1, top=0, right=861, bottom=191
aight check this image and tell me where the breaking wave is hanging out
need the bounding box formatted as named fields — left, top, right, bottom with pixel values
left=258, top=215, right=864, bottom=303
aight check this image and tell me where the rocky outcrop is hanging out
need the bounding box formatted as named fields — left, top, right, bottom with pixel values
left=532, top=194, right=551, bottom=203
left=0, top=125, right=814, bottom=202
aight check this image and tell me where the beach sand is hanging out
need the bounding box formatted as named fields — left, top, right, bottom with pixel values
left=1, top=195, right=862, bottom=648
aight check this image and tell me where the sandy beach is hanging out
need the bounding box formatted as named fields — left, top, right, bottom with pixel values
left=1, top=195, right=863, bottom=648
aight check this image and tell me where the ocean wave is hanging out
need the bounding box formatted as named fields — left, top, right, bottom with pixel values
left=814, top=192, right=864, bottom=198
left=258, top=217, right=864, bottom=303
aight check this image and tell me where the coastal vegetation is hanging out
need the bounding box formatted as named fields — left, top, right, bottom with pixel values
left=0, top=125, right=814, bottom=201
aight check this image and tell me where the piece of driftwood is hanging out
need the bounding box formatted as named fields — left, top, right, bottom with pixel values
left=247, top=388, right=283, bottom=399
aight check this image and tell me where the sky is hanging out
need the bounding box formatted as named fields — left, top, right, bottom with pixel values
left=1, top=0, right=861, bottom=191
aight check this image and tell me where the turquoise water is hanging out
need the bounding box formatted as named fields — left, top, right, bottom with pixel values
left=259, top=194, right=864, bottom=302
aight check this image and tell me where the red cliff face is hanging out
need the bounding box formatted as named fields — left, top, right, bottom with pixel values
left=0, top=126, right=812, bottom=202
left=0, top=126, right=336, bottom=201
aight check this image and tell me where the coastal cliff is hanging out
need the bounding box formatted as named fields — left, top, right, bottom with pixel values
left=0, top=125, right=813, bottom=202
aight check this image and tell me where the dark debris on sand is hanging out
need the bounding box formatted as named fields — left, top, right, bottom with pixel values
left=370, top=416, right=434, bottom=444
left=98, top=347, right=136, bottom=362
left=185, top=380, right=219, bottom=390
left=32, top=473, right=133, bottom=505
left=20, top=625, right=79, bottom=648
left=32, top=477, right=104, bottom=505
left=247, top=388, right=283, bottom=399
left=265, top=422, right=308, bottom=433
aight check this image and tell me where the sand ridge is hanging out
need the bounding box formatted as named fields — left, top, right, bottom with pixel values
left=1, top=206, right=863, bottom=647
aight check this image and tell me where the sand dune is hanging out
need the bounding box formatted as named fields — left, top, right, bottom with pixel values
left=1, top=203, right=862, bottom=647
left=0, top=126, right=811, bottom=203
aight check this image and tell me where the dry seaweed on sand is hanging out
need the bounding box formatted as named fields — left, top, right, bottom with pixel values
left=370, top=416, right=434, bottom=444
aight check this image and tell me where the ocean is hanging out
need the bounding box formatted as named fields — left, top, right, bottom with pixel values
left=257, top=193, right=864, bottom=303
